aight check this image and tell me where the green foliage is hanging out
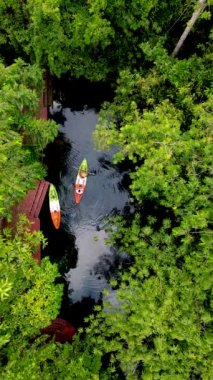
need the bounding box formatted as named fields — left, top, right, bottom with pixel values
left=0, top=217, right=63, bottom=367
left=21, top=116, right=59, bottom=153
left=1, top=335, right=102, bottom=380
left=0, top=60, right=58, bottom=219
left=94, top=42, right=212, bottom=141
left=0, top=59, right=58, bottom=145
left=91, top=21, right=213, bottom=378
left=1, top=0, right=208, bottom=79
left=0, top=123, right=44, bottom=219
left=25, top=0, right=71, bottom=76
left=91, top=91, right=213, bottom=376
left=92, top=199, right=213, bottom=378
left=0, top=217, right=62, bottom=334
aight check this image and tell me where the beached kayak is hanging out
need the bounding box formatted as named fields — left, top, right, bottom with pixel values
left=49, top=184, right=61, bottom=229
left=74, top=159, right=88, bottom=204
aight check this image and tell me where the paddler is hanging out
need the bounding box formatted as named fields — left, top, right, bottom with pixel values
left=79, top=170, right=87, bottom=178
left=76, top=170, right=88, bottom=194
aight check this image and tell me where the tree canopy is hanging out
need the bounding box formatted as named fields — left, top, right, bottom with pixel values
left=92, top=93, right=213, bottom=379
left=91, top=22, right=212, bottom=379
left=0, top=59, right=58, bottom=219
left=0, top=0, right=212, bottom=79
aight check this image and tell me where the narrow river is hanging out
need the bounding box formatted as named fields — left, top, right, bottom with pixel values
left=41, top=79, right=132, bottom=327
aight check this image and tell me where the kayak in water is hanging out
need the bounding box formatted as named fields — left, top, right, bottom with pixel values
left=49, top=184, right=61, bottom=229
left=74, top=158, right=88, bottom=204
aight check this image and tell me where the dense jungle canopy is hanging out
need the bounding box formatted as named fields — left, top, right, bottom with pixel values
left=0, top=1, right=212, bottom=379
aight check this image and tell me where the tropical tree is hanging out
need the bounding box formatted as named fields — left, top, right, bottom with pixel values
left=0, top=217, right=60, bottom=373
left=1, top=0, right=211, bottom=79
left=0, top=59, right=58, bottom=219
left=90, top=22, right=213, bottom=377
left=90, top=93, right=213, bottom=378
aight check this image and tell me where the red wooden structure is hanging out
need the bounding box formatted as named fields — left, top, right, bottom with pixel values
left=38, top=72, right=53, bottom=120
left=41, top=318, right=76, bottom=343
left=12, top=180, right=50, bottom=261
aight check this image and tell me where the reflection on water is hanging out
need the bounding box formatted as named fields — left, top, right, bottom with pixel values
left=66, top=229, right=110, bottom=303
left=59, top=108, right=130, bottom=303
left=42, top=80, right=132, bottom=325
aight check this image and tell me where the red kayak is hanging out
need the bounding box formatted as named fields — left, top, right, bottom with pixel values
left=74, top=159, right=88, bottom=204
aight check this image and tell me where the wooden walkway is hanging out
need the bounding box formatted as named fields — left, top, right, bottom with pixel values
left=12, top=180, right=50, bottom=261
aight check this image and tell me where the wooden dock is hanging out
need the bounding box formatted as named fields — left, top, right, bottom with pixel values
left=12, top=180, right=50, bottom=261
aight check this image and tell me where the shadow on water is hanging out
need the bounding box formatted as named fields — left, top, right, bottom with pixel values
left=41, top=78, right=133, bottom=327
left=52, top=76, right=115, bottom=111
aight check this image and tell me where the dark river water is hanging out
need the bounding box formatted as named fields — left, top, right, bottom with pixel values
left=41, top=79, right=133, bottom=327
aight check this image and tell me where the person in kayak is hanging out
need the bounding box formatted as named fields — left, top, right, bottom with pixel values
left=80, top=170, right=87, bottom=178
left=74, top=164, right=97, bottom=202
left=76, top=170, right=88, bottom=194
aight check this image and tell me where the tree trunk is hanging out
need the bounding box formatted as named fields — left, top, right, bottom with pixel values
left=172, top=0, right=207, bottom=57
